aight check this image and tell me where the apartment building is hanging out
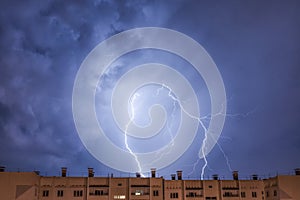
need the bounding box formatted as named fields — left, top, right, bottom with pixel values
left=0, top=167, right=299, bottom=200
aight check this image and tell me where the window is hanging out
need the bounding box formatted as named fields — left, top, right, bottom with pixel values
left=252, top=192, right=257, bottom=198
left=57, top=190, right=63, bottom=197
left=241, top=192, right=246, bottom=198
left=208, top=185, right=213, bottom=188
left=42, top=190, right=49, bottom=197
left=74, top=190, right=83, bottom=197
left=153, top=190, right=159, bottom=196
left=170, top=192, right=178, bottom=198
left=135, top=190, right=144, bottom=195
left=187, top=192, right=197, bottom=197
left=114, top=195, right=126, bottom=199
left=118, top=183, right=122, bottom=186
left=266, top=191, right=269, bottom=197
left=274, top=190, right=277, bottom=196
left=95, top=190, right=104, bottom=196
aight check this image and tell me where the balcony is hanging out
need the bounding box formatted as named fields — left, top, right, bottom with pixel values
left=131, top=185, right=150, bottom=187
left=186, top=194, right=203, bottom=198
left=222, top=187, right=239, bottom=190
left=89, top=184, right=109, bottom=187
left=185, top=187, right=203, bottom=190
left=223, top=192, right=239, bottom=197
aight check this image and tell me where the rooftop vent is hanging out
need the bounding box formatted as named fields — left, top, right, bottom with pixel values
left=177, top=170, right=182, bottom=180
left=136, top=172, right=141, bottom=178
left=151, top=168, right=156, bottom=178
left=0, top=166, right=5, bottom=172
left=252, top=174, right=258, bottom=180
left=232, top=171, right=239, bottom=180
left=171, top=174, right=176, bottom=180
left=212, top=174, right=218, bottom=180
left=88, top=168, right=94, bottom=177
left=295, top=168, right=300, bottom=176
left=61, top=167, right=67, bottom=177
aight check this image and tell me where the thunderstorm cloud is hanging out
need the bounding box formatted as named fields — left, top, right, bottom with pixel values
left=0, top=0, right=300, bottom=178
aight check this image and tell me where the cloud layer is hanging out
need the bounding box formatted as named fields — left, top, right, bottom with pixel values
left=0, top=0, right=300, bottom=178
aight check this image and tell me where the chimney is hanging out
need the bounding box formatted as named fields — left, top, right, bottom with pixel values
left=88, top=168, right=94, bottom=177
left=232, top=171, right=239, bottom=180
left=136, top=172, right=141, bottom=178
left=171, top=174, right=176, bottom=180
left=177, top=170, right=182, bottom=180
left=61, top=167, right=67, bottom=177
left=252, top=174, right=258, bottom=180
left=0, top=166, right=5, bottom=172
left=295, top=168, right=300, bottom=176
left=212, top=174, right=218, bottom=180
left=151, top=168, right=156, bottom=178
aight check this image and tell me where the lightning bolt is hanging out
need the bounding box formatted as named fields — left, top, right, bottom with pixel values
left=147, top=86, right=177, bottom=167
left=161, top=84, right=233, bottom=180
left=216, top=142, right=233, bottom=172
left=185, top=101, right=256, bottom=178
left=124, top=93, right=145, bottom=177
left=157, top=84, right=210, bottom=179
left=126, top=85, right=238, bottom=179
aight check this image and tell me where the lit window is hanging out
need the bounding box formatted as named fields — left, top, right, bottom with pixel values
left=135, top=190, right=143, bottom=195
left=114, top=195, right=126, bottom=199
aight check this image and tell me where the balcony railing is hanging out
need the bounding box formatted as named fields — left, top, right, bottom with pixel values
left=131, top=185, right=150, bottom=187
left=223, top=193, right=239, bottom=197
left=222, top=187, right=239, bottom=190
left=185, top=187, right=203, bottom=190
left=186, top=194, right=203, bottom=197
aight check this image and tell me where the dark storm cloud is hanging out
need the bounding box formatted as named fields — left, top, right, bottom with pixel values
left=160, top=1, right=300, bottom=177
left=0, top=0, right=183, bottom=174
left=0, top=0, right=122, bottom=171
left=0, top=0, right=300, bottom=178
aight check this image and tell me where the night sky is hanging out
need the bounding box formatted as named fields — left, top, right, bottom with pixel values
left=1, top=0, right=300, bottom=179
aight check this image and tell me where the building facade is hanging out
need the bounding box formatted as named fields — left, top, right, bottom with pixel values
left=0, top=167, right=300, bottom=200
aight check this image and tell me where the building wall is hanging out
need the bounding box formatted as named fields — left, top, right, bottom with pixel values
left=88, top=177, right=110, bottom=200
left=277, top=175, right=300, bottom=199
left=183, top=180, right=204, bottom=200
left=164, top=179, right=183, bottom=200
left=203, top=180, right=220, bottom=200
left=220, top=180, right=240, bottom=199
left=40, top=176, right=88, bottom=200
left=264, top=175, right=300, bottom=200
left=0, top=172, right=39, bottom=200
left=264, top=177, right=279, bottom=200
left=1, top=171, right=300, bottom=200
left=239, top=180, right=264, bottom=200
left=150, top=177, right=163, bottom=200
